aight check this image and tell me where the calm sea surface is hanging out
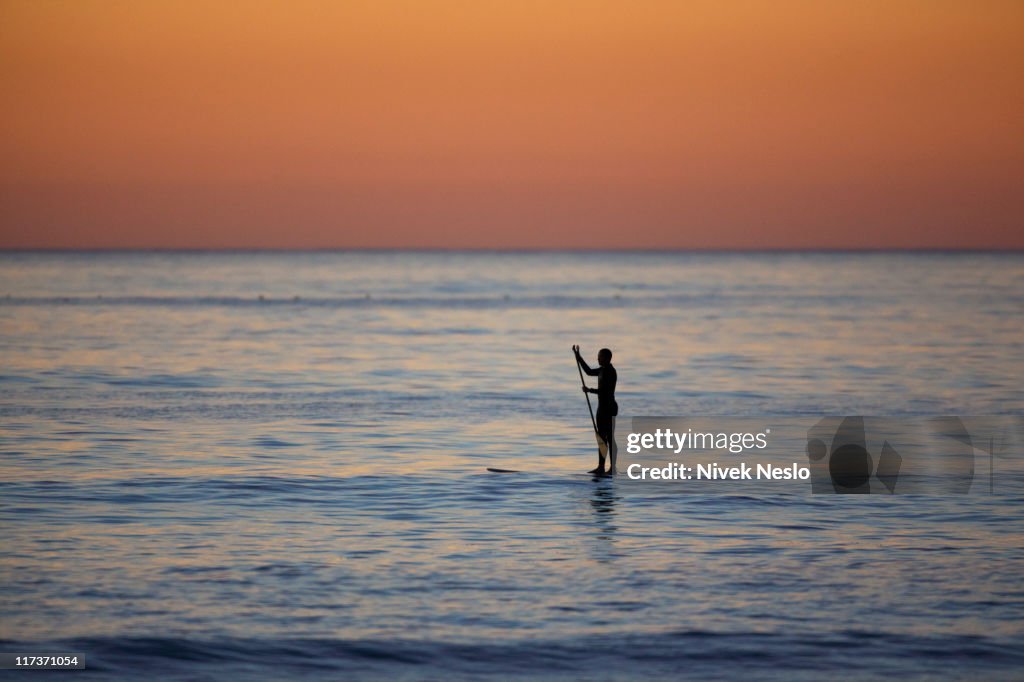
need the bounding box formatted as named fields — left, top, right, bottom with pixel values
left=1, top=251, right=1023, bottom=680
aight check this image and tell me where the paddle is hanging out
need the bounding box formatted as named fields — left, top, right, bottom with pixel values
left=573, top=346, right=606, bottom=455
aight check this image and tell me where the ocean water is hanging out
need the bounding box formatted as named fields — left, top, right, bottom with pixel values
left=1, top=251, right=1022, bottom=680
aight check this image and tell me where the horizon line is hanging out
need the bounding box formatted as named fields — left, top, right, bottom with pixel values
left=1, top=247, right=1022, bottom=255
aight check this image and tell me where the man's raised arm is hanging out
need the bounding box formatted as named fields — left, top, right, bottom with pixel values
left=574, top=349, right=599, bottom=376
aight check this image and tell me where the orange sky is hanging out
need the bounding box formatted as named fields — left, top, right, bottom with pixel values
left=1, top=1, right=1022, bottom=249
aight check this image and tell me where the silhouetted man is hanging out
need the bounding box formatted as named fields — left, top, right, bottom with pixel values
left=574, top=345, right=618, bottom=475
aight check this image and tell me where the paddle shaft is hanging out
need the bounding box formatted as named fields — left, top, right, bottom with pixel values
left=574, top=351, right=601, bottom=438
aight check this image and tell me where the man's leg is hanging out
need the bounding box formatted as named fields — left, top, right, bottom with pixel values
left=608, top=417, right=617, bottom=474
left=591, top=412, right=611, bottom=474
left=589, top=430, right=606, bottom=473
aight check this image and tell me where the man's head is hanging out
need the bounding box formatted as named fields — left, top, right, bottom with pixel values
left=598, top=348, right=613, bottom=366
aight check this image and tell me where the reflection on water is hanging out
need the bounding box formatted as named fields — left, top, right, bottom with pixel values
left=588, top=478, right=619, bottom=561
left=1, top=252, right=1023, bottom=680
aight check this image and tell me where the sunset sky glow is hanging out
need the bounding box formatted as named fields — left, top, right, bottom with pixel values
left=1, top=1, right=1022, bottom=249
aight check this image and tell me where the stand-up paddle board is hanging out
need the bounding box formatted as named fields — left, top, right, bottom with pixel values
left=486, top=467, right=614, bottom=478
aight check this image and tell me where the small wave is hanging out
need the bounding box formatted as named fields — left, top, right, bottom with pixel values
left=0, top=291, right=817, bottom=312
left=3, top=630, right=1021, bottom=681
left=105, top=374, right=222, bottom=389
left=252, top=436, right=301, bottom=448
